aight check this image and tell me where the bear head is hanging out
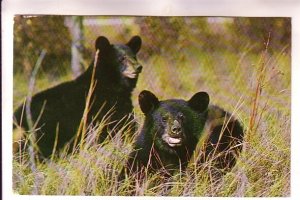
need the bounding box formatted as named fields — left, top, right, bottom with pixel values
left=138, top=90, right=209, bottom=155
left=94, top=36, right=143, bottom=89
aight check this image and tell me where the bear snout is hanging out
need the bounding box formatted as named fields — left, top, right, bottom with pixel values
left=122, top=65, right=143, bottom=79
left=161, top=119, right=186, bottom=147
left=170, top=120, right=182, bottom=137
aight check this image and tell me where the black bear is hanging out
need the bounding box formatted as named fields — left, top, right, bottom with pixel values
left=123, top=90, right=243, bottom=178
left=13, top=36, right=143, bottom=158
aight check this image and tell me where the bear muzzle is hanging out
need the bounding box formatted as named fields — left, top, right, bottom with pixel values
left=162, top=120, right=185, bottom=147
left=122, top=65, right=143, bottom=79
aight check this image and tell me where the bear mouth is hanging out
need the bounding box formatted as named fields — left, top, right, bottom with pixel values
left=167, top=137, right=182, bottom=147
left=122, top=71, right=139, bottom=79
left=162, top=134, right=183, bottom=147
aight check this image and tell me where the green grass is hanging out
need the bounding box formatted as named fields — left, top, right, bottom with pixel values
left=13, top=45, right=290, bottom=196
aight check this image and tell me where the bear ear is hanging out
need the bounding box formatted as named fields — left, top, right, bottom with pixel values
left=127, top=36, right=142, bottom=54
left=95, top=36, right=111, bottom=51
left=139, top=90, right=159, bottom=114
left=188, top=92, right=209, bottom=113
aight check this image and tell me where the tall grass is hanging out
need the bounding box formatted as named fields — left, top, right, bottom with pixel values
left=13, top=42, right=290, bottom=196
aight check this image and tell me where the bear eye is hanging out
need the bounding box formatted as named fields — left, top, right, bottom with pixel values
left=119, top=55, right=126, bottom=62
left=161, top=116, right=168, bottom=122
left=178, top=113, right=185, bottom=120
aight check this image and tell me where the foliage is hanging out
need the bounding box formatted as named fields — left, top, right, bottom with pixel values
left=14, top=16, right=71, bottom=76
left=230, top=17, right=291, bottom=53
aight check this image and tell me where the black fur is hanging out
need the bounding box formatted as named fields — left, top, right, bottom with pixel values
left=199, top=105, right=244, bottom=170
left=13, top=36, right=142, bottom=158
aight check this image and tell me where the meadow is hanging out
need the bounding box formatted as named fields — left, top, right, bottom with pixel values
left=12, top=17, right=290, bottom=196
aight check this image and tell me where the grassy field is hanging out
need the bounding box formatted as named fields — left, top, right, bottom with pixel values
left=13, top=34, right=290, bottom=196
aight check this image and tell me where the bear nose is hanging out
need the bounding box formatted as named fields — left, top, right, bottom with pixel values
left=171, top=120, right=182, bottom=135
left=171, top=126, right=181, bottom=134
left=136, top=65, right=143, bottom=73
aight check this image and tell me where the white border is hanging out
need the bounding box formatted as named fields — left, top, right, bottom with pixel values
left=2, top=0, right=300, bottom=200
left=3, top=0, right=300, bottom=16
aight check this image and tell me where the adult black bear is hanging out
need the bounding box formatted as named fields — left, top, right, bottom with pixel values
left=13, top=36, right=143, bottom=158
left=123, top=90, right=243, bottom=178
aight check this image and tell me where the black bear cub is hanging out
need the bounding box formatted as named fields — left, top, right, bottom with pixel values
left=124, top=90, right=210, bottom=176
left=124, top=90, right=243, bottom=177
left=14, top=36, right=142, bottom=158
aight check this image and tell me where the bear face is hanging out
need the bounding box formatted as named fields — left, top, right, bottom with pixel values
left=93, top=36, right=142, bottom=90
left=130, top=90, right=209, bottom=172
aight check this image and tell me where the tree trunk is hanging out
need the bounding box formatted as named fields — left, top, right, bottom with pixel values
left=65, top=16, right=85, bottom=77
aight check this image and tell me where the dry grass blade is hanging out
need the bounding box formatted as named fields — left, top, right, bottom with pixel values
left=73, top=49, right=99, bottom=152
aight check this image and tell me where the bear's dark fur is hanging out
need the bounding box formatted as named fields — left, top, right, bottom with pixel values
left=197, top=104, right=244, bottom=170
left=13, top=36, right=143, bottom=158
left=123, top=90, right=243, bottom=178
